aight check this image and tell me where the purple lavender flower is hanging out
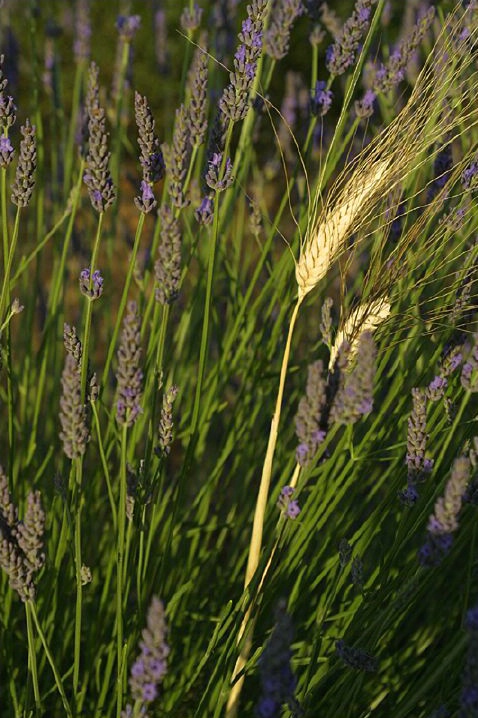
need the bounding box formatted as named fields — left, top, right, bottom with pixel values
left=11, top=120, right=36, bottom=207
left=426, top=375, right=448, bottom=402
left=329, top=332, right=376, bottom=425
left=277, top=486, right=301, bottom=519
left=355, top=89, right=376, bottom=119
left=419, top=456, right=470, bottom=567
left=372, top=7, right=435, bottom=95
left=180, top=3, right=203, bottom=33
left=399, top=387, right=432, bottom=505
left=59, top=350, right=89, bottom=460
left=83, top=63, right=116, bottom=213
left=205, top=153, right=234, bottom=192
left=0, top=134, right=14, bottom=168
left=311, top=80, right=333, bottom=117
left=462, top=160, right=478, bottom=191
left=0, top=467, right=45, bottom=602
left=219, top=0, right=267, bottom=123
left=79, top=268, right=104, bottom=300
left=128, top=595, right=169, bottom=705
left=461, top=337, right=478, bottom=391
left=116, top=15, right=141, bottom=41
left=295, top=359, right=327, bottom=466
left=326, top=0, right=377, bottom=77
left=195, top=195, right=214, bottom=225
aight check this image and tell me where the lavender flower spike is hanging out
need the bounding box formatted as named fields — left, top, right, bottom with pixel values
left=295, top=359, right=327, bottom=466
left=419, top=456, right=470, bottom=567
left=115, top=301, right=143, bottom=428
left=155, top=204, right=182, bottom=305
left=128, top=595, right=169, bottom=705
left=11, top=120, right=36, bottom=207
left=326, top=0, right=377, bottom=77
left=83, top=62, right=116, bottom=213
left=264, top=0, right=304, bottom=60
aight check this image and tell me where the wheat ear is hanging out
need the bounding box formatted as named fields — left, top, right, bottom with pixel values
left=297, top=3, right=478, bottom=301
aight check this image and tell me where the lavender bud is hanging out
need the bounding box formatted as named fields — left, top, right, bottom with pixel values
left=157, top=385, right=179, bottom=456
left=59, top=353, right=89, bottom=459
left=134, top=179, right=157, bottom=214
left=335, top=639, right=378, bottom=672
left=372, top=8, right=435, bottom=95
left=164, top=104, right=190, bottom=209
left=295, top=360, right=327, bottom=466
left=329, top=331, right=376, bottom=425
left=462, top=159, right=478, bottom=191
left=11, top=120, right=36, bottom=207
left=79, top=268, right=104, bottom=300
left=0, top=54, right=16, bottom=129
left=399, top=388, right=431, bottom=504
left=195, top=195, right=214, bottom=225
left=0, top=135, right=14, bottom=168
left=326, top=0, right=377, bottom=77
left=354, top=89, right=376, bottom=119
left=264, top=0, right=304, bottom=60
left=134, top=92, right=165, bottom=186
left=310, top=80, right=333, bottom=117
left=186, top=45, right=209, bottom=147
left=0, top=468, right=45, bottom=602
left=419, top=456, right=470, bottom=567
left=16, top=491, right=45, bottom=574
left=205, top=153, right=234, bottom=192
left=461, top=338, right=478, bottom=392
left=129, top=596, right=169, bottom=703
left=116, top=15, right=141, bottom=41
left=83, top=63, right=116, bottom=213
left=218, top=0, right=267, bottom=123
left=426, top=375, right=448, bottom=402
left=180, top=4, right=203, bottom=33
left=277, top=486, right=301, bottom=519
left=115, top=301, right=143, bottom=428
left=154, top=204, right=182, bottom=305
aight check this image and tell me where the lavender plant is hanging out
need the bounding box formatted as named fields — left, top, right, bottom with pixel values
left=0, top=2, right=477, bottom=717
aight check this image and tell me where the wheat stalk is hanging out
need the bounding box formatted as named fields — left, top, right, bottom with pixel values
left=297, top=2, right=478, bottom=302
left=328, top=299, right=391, bottom=368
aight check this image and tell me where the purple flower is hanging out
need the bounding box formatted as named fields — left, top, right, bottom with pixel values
left=195, top=195, right=214, bottom=225
left=311, top=80, right=333, bottom=117
left=115, top=301, right=143, bottom=428
left=116, top=15, right=141, bottom=40
left=326, top=0, right=377, bottom=77
left=277, top=486, right=301, bottom=519
left=128, top=596, right=169, bottom=704
left=79, top=268, right=104, bottom=300
left=355, top=89, right=376, bottom=119
left=0, top=134, right=14, bottom=167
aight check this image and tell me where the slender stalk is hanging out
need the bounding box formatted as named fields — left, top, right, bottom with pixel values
left=29, top=601, right=73, bottom=718
left=73, top=459, right=83, bottom=697
left=103, top=211, right=145, bottom=389
left=25, top=601, right=41, bottom=712
left=116, top=422, right=128, bottom=718
left=226, top=297, right=302, bottom=717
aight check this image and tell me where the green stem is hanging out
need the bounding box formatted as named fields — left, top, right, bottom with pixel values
left=116, top=422, right=128, bottom=718
left=103, top=211, right=145, bottom=389
left=29, top=601, right=73, bottom=718
left=25, top=601, right=41, bottom=712
left=73, top=459, right=83, bottom=697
